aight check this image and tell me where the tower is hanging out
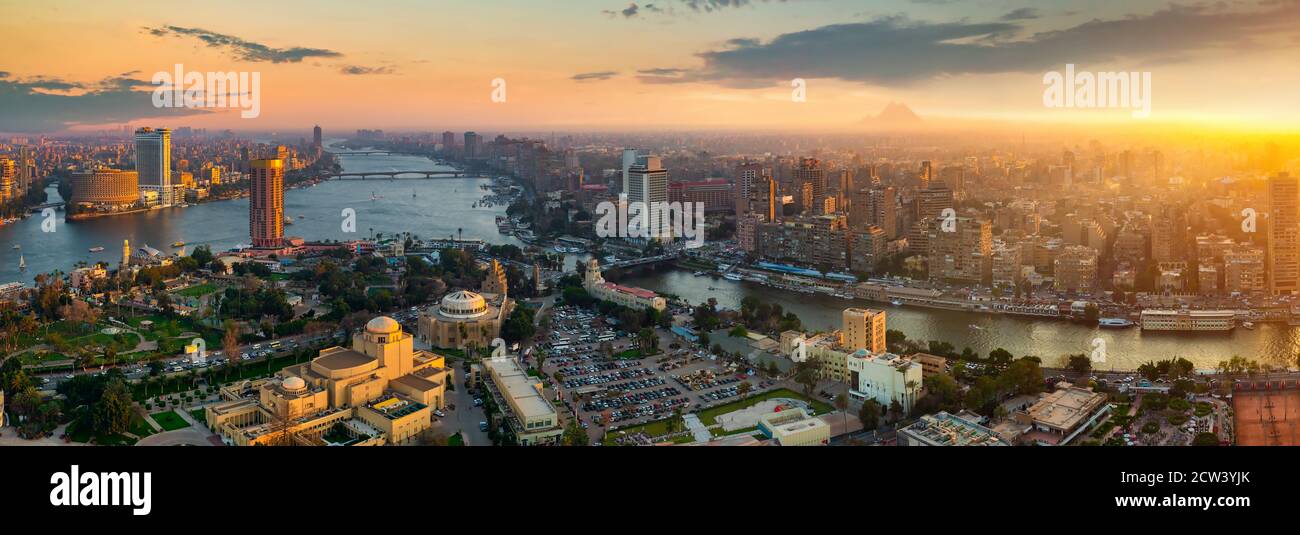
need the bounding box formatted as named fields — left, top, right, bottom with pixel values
left=249, top=159, right=285, bottom=248
left=482, top=259, right=508, bottom=296
left=134, top=127, right=172, bottom=206
left=121, top=239, right=131, bottom=270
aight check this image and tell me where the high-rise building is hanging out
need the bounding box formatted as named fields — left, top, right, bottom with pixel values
left=312, top=125, right=322, bottom=147
left=249, top=159, right=285, bottom=248
left=734, top=161, right=768, bottom=215
left=0, top=157, right=14, bottom=202
left=928, top=217, right=992, bottom=284
left=849, top=225, right=886, bottom=273
left=1268, top=172, right=1298, bottom=295
left=1224, top=243, right=1267, bottom=295
left=868, top=186, right=898, bottom=239
left=134, top=127, right=172, bottom=206
left=1054, top=245, right=1099, bottom=292
left=842, top=308, right=886, bottom=354
left=441, top=131, right=456, bottom=152
left=625, top=154, right=670, bottom=239
left=463, top=131, right=481, bottom=159
left=917, top=184, right=954, bottom=221
left=919, top=160, right=933, bottom=189
left=793, top=158, right=825, bottom=213
left=756, top=214, right=850, bottom=270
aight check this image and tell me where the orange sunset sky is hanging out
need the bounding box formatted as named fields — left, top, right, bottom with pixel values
left=2, top=0, right=1299, bottom=133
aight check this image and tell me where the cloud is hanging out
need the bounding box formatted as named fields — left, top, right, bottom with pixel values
left=145, top=25, right=342, bottom=63
left=338, top=65, right=396, bottom=75
left=644, top=3, right=1300, bottom=87
left=1000, top=7, right=1040, bottom=21
left=680, top=0, right=790, bottom=12
left=571, top=71, right=619, bottom=81
left=0, top=74, right=207, bottom=133
left=603, top=3, right=641, bottom=17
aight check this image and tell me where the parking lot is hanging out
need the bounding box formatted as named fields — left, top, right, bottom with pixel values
left=540, top=306, right=771, bottom=444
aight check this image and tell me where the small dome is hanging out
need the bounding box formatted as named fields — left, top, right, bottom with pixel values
left=439, top=290, right=489, bottom=319
left=282, top=376, right=306, bottom=391
left=366, top=316, right=402, bottom=334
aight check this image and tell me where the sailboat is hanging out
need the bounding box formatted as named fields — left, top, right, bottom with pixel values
left=18, top=254, right=26, bottom=272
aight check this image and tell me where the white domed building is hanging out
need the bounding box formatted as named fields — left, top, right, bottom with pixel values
left=417, top=280, right=513, bottom=351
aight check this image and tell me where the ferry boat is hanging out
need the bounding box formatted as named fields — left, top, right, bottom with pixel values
left=723, top=273, right=743, bottom=282
left=88, top=246, right=105, bottom=253
left=1098, top=318, right=1135, bottom=328
left=172, top=241, right=186, bottom=248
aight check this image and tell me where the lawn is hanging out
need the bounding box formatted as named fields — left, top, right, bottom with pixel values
left=175, top=283, right=218, bottom=297
left=697, top=388, right=833, bottom=427
left=603, top=417, right=677, bottom=445
left=150, top=410, right=191, bottom=431
left=128, top=413, right=157, bottom=437
left=189, top=408, right=207, bottom=425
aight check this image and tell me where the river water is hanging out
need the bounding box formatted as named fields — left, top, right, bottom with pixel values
left=1, top=149, right=1294, bottom=371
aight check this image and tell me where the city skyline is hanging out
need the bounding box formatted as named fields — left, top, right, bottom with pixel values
left=3, top=0, right=1300, bottom=133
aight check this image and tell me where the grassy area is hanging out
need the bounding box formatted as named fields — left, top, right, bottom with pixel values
left=604, top=417, right=677, bottom=445
left=150, top=410, right=191, bottom=431
left=697, top=388, right=832, bottom=427
left=189, top=408, right=207, bottom=424
left=448, top=432, right=464, bottom=447
left=175, top=283, right=218, bottom=297
left=128, top=413, right=157, bottom=437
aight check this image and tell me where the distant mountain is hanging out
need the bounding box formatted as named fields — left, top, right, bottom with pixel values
left=865, top=102, right=923, bottom=125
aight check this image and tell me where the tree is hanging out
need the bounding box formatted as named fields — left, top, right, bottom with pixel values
left=834, top=392, right=849, bottom=433
left=858, top=399, right=881, bottom=431
left=737, top=381, right=752, bottom=399
left=1192, top=432, right=1220, bottom=446
left=562, top=418, right=588, bottom=446
left=92, top=378, right=134, bottom=436
left=1067, top=354, right=1092, bottom=376
left=794, top=361, right=818, bottom=396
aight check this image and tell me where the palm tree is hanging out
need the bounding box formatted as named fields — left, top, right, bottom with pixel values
left=834, top=392, right=849, bottom=434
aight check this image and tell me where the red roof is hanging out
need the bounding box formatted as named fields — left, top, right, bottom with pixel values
left=603, top=282, right=658, bottom=299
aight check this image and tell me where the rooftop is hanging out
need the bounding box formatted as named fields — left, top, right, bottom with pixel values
left=483, top=357, right=556, bottom=421
left=313, top=348, right=375, bottom=371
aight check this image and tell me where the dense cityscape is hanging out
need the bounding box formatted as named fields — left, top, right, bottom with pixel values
left=2, top=1, right=1299, bottom=462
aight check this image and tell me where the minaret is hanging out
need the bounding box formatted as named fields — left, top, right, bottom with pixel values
left=121, top=239, right=130, bottom=268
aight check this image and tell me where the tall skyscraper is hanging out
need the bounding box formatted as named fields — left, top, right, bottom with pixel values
left=919, top=160, right=933, bottom=189
left=312, top=125, right=323, bottom=147
left=842, top=308, right=887, bottom=353
left=868, top=186, right=898, bottom=239
left=0, top=157, right=14, bottom=202
left=134, top=127, right=171, bottom=206
left=625, top=154, right=669, bottom=239
left=463, top=131, right=481, bottom=159
left=1268, top=172, right=1298, bottom=295
left=249, top=159, right=285, bottom=248
left=620, top=148, right=641, bottom=196
left=734, top=161, right=767, bottom=215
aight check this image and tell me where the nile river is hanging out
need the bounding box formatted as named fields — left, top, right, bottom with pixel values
left=2, top=148, right=1297, bottom=371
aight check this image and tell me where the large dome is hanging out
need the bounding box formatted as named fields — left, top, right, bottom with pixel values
left=281, top=376, right=306, bottom=392
left=366, top=316, right=402, bottom=335
left=439, top=290, right=489, bottom=319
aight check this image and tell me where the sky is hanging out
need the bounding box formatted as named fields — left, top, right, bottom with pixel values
left=2, top=0, right=1300, bottom=134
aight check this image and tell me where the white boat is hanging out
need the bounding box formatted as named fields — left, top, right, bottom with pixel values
left=1241, top=321, right=1256, bottom=330
left=890, top=299, right=902, bottom=306
left=723, top=273, right=743, bottom=281
left=968, top=324, right=983, bottom=330
left=1098, top=318, right=1136, bottom=328
left=18, top=255, right=25, bottom=271
left=88, top=246, right=105, bottom=253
